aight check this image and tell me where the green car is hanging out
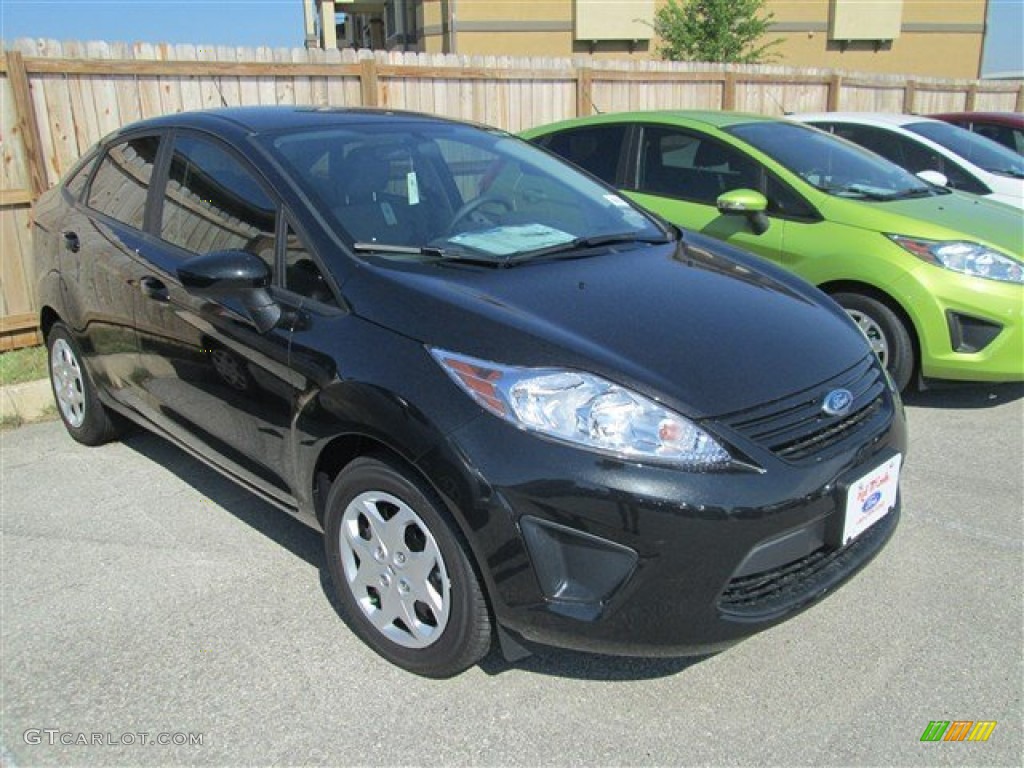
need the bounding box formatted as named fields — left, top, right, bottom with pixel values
left=522, top=112, right=1023, bottom=390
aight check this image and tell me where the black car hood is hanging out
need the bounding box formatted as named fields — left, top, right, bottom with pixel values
left=346, top=233, right=871, bottom=418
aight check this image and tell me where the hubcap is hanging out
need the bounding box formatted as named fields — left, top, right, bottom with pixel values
left=50, top=338, right=86, bottom=428
left=846, top=309, right=889, bottom=367
left=338, top=491, right=451, bottom=649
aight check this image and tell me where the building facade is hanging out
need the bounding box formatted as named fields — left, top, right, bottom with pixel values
left=303, top=0, right=989, bottom=79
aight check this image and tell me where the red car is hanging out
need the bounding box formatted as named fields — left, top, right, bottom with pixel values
left=929, top=112, right=1024, bottom=156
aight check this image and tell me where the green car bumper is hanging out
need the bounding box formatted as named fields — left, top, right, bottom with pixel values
left=894, top=267, right=1024, bottom=382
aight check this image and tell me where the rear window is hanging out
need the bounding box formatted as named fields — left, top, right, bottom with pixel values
left=87, top=136, right=161, bottom=229
left=65, top=154, right=99, bottom=200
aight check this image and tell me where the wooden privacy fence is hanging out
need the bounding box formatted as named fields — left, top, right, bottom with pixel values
left=2, top=38, right=1022, bottom=350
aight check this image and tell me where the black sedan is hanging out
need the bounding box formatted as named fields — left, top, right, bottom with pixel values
left=35, top=107, right=906, bottom=677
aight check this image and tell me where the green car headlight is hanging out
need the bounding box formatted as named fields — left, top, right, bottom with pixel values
left=889, top=235, right=1023, bottom=284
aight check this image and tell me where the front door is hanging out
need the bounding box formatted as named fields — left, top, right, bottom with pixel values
left=625, top=124, right=787, bottom=262
left=132, top=131, right=299, bottom=502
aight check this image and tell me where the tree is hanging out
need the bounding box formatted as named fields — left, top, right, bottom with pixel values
left=653, top=0, right=781, bottom=64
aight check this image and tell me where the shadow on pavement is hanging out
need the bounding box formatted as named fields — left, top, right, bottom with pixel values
left=123, top=430, right=324, bottom=569
left=125, top=429, right=710, bottom=682
left=903, top=381, right=1024, bottom=410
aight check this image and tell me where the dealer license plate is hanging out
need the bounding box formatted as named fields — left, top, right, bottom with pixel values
left=843, top=454, right=901, bottom=546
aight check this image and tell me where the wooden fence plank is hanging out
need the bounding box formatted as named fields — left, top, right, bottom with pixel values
left=5, top=50, right=48, bottom=195
left=360, top=58, right=379, bottom=107
left=0, top=189, right=33, bottom=206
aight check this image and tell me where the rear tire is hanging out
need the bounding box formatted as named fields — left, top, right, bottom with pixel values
left=833, top=292, right=914, bottom=391
left=47, top=323, right=123, bottom=445
left=324, top=456, right=491, bottom=677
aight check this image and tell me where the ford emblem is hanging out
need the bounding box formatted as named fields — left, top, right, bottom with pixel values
left=822, top=388, right=853, bottom=417
left=861, top=490, right=883, bottom=514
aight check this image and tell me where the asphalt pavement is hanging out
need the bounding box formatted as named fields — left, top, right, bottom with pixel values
left=1, top=383, right=1022, bottom=767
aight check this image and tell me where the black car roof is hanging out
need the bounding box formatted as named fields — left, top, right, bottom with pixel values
left=117, top=106, right=488, bottom=138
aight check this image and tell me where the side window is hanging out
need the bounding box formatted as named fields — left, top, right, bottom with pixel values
left=160, top=134, right=277, bottom=271
left=830, top=124, right=902, bottom=164
left=66, top=154, right=99, bottom=200
left=637, top=126, right=760, bottom=205
left=537, top=124, right=628, bottom=184
left=893, top=135, right=988, bottom=194
left=973, top=124, right=1018, bottom=154
left=765, top=174, right=816, bottom=220
left=283, top=222, right=336, bottom=307
left=87, top=135, right=161, bottom=229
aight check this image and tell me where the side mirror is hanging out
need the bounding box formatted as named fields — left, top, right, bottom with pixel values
left=716, top=189, right=770, bottom=235
left=916, top=169, right=949, bottom=187
left=178, top=250, right=281, bottom=334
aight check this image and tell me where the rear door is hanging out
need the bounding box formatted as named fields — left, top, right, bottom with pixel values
left=62, top=133, right=164, bottom=408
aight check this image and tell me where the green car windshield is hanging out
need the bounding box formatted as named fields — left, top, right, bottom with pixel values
left=727, top=121, right=935, bottom=201
left=266, top=122, right=668, bottom=263
left=904, top=121, right=1024, bottom=178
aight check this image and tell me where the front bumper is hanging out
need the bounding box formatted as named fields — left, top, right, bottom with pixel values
left=418, top=361, right=907, bottom=657
left=895, top=268, right=1024, bottom=383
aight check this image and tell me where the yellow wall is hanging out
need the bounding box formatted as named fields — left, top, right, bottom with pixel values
left=762, top=0, right=986, bottom=78
left=412, top=0, right=987, bottom=78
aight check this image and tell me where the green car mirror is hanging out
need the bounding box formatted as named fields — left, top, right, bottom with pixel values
left=716, top=189, right=770, bottom=235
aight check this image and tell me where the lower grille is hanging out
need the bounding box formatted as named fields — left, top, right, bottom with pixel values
left=718, top=507, right=897, bottom=618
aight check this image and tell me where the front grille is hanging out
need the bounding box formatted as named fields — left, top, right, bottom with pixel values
left=719, top=356, right=888, bottom=462
left=718, top=506, right=896, bottom=618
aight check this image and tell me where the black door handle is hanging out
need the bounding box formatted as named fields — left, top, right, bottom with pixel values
left=140, top=276, right=169, bottom=302
left=62, top=231, right=80, bottom=253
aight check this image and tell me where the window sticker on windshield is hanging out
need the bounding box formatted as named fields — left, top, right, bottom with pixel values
left=448, top=224, right=575, bottom=256
left=604, top=194, right=630, bottom=208
left=407, top=172, right=420, bottom=206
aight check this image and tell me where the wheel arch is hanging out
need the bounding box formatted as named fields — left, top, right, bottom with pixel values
left=39, top=306, right=62, bottom=341
left=310, top=430, right=499, bottom=623
left=818, top=279, right=922, bottom=371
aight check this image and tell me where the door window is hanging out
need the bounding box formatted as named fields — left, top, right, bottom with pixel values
left=534, top=124, right=628, bottom=184
left=638, top=126, right=760, bottom=204
left=283, top=222, right=337, bottom=307
left=87, top=135, right=161, bottom=229
left=160, top=134, right=277, bottom=271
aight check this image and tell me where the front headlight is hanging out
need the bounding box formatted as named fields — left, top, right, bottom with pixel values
left=431, top=349, right=731, bottom=470
left=889, top=235, right=1023, bottom=284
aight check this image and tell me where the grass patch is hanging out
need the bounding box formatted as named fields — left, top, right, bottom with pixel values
left=0, top=345, right=48, bottom=386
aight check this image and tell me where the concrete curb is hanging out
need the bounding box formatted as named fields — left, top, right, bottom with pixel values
left=0, top=378, right=56, bottom=426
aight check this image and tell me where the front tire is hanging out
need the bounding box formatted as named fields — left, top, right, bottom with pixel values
left=833, top=292, right=914, bottom=392
left=324, top=456, right=491, bottom=677
left=47, top=323, right=123, bottom=445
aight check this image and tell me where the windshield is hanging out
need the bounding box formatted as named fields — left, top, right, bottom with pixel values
left=265, top=121, right=666, bottom=263
left=727, top=121, right=935, bottom=200
left=904, top=121, right=1024, bottom=177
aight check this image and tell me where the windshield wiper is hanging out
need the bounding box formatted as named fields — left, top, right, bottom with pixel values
left=352, top=242, right=500, bottom=266
left=887, top=186, right=936, bottom=200
left=504, top=232, right=673, bottom=264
